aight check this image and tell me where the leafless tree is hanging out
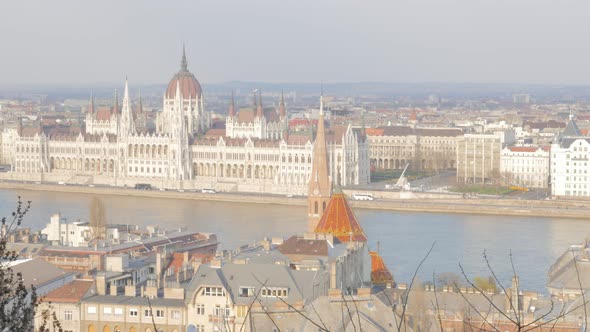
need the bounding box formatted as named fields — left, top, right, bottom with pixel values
left=88, top=197, right=106, bottom=249
left=0, top=197, right=62, bottom=332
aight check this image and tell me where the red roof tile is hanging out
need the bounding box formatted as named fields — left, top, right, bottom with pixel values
left=42, top=280, right=94, bottom=303
left=370, top=251, right=394, bottom=285
left=314, top=192, right=367, bottom=243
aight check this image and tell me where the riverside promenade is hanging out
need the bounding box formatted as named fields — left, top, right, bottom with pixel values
left=0, top=181, right=588, bottom=220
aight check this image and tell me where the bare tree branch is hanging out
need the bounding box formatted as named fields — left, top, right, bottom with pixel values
left=250, top=274, right=329, bottom=332
left=398, top=241, right=436, bottom=331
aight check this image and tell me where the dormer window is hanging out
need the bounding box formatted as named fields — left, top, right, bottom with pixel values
left=202, top=287, right=225, bottom=297
left=239, top=287, right=255, bottom=297
left=261, top=287, right=288, bottom=298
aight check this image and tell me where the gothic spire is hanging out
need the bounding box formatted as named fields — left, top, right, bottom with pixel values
left=180, top=44, right=188, bottom=71
left=279, top=90, right=286, bottom=118
left=87, top=92, right=95, bottom=114
left=120, top=78, right=136, bottom=136
left=307, top=93, right=331, bottom=232
left=229, top=91, right=236, bottom=117
left=256, top=89, right=264, bottom=119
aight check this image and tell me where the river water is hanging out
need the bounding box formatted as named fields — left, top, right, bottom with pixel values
left=1, top=189, right=588, bottom=293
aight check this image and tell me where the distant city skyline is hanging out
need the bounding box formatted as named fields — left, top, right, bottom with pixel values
left=2, top=1, right=590, bottom=86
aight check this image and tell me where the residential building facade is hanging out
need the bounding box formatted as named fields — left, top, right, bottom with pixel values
left=551, top=115, right=590, bottom=197
left=500, top=146, right=550, bottom=189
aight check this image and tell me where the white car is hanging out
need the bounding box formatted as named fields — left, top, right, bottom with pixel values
left=201, top=188, right=216, bottom=194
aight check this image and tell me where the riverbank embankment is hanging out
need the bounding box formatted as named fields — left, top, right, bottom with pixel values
left=0, top=182, right=588, bottom=220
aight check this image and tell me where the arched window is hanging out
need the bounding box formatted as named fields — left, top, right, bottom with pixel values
left=314, top=201, right=318, bottom=214
left=323, top=201, right=327, bottom=212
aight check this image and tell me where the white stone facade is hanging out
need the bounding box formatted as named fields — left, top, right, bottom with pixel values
left=551, top=116, right=590, bottom=197
left=500, top=146, right=550, bottom=189
left=0, top=52, right=369, bottom=194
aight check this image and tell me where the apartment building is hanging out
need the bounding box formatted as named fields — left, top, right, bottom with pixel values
left=456, top=130, right=515, bottom=184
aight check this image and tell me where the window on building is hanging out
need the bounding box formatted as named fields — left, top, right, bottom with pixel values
left=144, top=309, right=152, bottom=317
left=203, top=287, right=225, bottom=296
left=239, top=287, right=255, bottom=297
left=214, top=305, right=223, bottom=316
left=103, top=307, right=112, bottom=315
left=261, top=287, right=289, bottom=298
left=129, top=309, right=138, bottom=317
left=196, top=304, right=205, bottom=315
left=195, top=325, right=205, bottom=332
left=156, top=309, right=164, bottom=318
left=114, top=307, right=123, bottom=316
left=87, top=306, right=96, bottom=314
left=171, top=310, right=181, bottom=319
left=63, top=310, right=72, bottom=321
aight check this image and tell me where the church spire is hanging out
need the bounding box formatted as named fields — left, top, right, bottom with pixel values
left=229, top=91, right=236, bottom=118
left=307, top=92, right=331, bottom=232
left=180, top=44, right=188, bottom=71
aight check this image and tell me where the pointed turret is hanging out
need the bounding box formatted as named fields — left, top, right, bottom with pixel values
left=87, top=92, right=95, bottom=114
left=119, top=78, right=136, bottom=137
left=256, top=89, right=264, bottom=119
left=564, top=110, right=581, bottom=137
left=136, top=89, right=144, bottom=116
left=135, top=89, right=146, bottom=132
left=278, top=90, right=286, bottom=118
left=307, top=94, right=331, bottom=232
left=181, top=44, right=188, bottom=72
left=228, top=91, right=236, bottom=118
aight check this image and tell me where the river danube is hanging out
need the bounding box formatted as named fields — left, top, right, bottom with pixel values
left=1, top=188, right=588, bottom=293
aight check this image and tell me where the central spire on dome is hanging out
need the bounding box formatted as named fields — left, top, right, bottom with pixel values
left=180, top=44, right=188, bottom=72
left=166, top=45, right=202, bottom=99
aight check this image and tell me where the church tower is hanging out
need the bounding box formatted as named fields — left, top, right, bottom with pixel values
left=307, top=94, right=331, bottom=232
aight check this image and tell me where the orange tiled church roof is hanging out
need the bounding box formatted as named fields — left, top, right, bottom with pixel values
left=314, top=191, right=367, bottom=243
left=370, top=251, right=394, bottom=285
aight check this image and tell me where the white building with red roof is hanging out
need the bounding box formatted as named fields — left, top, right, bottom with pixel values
left=500, top=145, right=550, bottom=189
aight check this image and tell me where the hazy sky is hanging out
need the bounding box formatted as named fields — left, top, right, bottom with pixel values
left=2, top=0, right=590, bottom=86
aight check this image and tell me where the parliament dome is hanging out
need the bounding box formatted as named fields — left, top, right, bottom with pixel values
left=166, top=47, right=202, bottom=99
